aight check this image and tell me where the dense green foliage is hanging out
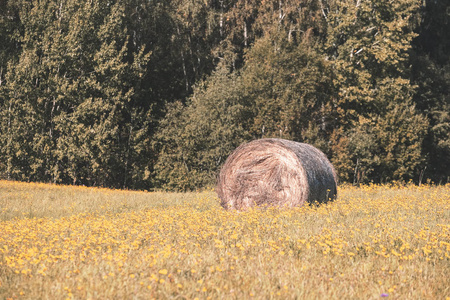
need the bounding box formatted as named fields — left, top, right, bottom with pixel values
left=0, top=0, right=448, bottom=189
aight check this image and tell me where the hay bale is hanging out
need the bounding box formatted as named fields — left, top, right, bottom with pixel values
left=216, top=138, right=337, bottom=210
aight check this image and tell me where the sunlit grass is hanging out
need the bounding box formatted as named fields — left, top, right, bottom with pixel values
left=0, top=180, right=209, bottom=221
left=0, top=180, right=449, bottom=299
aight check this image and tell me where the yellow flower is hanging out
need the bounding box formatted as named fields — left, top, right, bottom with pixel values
left=158, top=269, right=168, bottom=275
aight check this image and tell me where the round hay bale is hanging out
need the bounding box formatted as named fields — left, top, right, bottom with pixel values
left=216, top=138, right=337, bottom=210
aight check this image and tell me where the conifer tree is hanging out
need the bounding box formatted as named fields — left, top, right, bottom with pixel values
left=54, top=1, right=150, bottom=187
left=0, top=0, right=64, bottom=181
left=0, top=0, right=150, bottom=187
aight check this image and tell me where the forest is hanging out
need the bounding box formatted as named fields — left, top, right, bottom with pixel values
left=0, top=0, right=448, bottom=190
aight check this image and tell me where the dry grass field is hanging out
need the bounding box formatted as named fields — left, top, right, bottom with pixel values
left=0, top=180, right=449, bottom=299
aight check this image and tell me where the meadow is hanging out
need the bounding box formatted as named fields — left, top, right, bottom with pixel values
left=0, top=180, right=449, bottom=299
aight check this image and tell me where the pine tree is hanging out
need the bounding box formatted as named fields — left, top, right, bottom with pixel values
left=0, top=0, right=65, bottom=181
left=54, top=1, right=150, bottom=187
left=0, top=0, right=150, bottom=187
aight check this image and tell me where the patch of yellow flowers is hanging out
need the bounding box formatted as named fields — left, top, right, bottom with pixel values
left=0, top=181, right=449, bottom=299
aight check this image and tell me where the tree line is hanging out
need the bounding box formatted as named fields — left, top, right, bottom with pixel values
left=0, top=0, right=448, bottom=190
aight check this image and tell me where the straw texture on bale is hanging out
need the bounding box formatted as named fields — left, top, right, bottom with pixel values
left=217, top=138, right=337, bottom=210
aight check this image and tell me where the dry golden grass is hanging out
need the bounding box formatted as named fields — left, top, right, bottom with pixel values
left=0, top=180, right=449, bottom=299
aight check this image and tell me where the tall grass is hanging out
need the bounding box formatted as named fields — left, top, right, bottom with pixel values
left=0, top=180, right=449, bottom=299
left=0, top=180, right=207, bottom=221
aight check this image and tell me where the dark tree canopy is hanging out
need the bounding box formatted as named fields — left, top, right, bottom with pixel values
left=0, top=0, right=448, bottom=189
